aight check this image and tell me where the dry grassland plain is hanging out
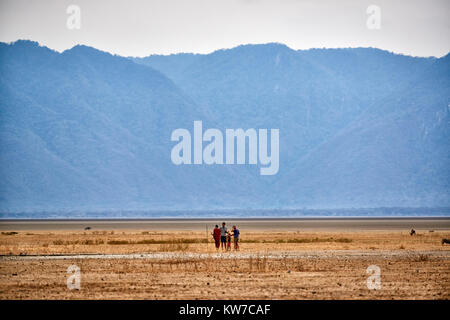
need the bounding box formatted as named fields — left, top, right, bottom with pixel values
left=0, top=219, right=449, bottom=299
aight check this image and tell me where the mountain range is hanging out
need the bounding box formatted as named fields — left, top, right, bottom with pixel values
left=0, top=40, right=449, bottom=214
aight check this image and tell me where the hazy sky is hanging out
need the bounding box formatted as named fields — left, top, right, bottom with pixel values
left=0, top=0, right=449, bottom=57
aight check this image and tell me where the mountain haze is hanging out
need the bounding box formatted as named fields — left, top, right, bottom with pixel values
left=0, top=40, right=449, bottom=213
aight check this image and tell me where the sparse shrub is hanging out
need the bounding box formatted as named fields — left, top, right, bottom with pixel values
left=136, top=239, right=160, bottom=244
left=107, top=238, right=207, bottom=245
left=241, top=237, right=352, bottom=244
left=286, top=237, right=352, bottom=244
left=240, top=239, right=258, bottom=243
left=158, top=242, right=190, bottom=252
left=107, top=240, right=130, bottom=245
left=412, top=254, right=429, bottom=262
left=334, top=238, right=352, bottom=243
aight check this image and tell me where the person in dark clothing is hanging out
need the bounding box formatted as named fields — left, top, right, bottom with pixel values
left=232, top=225, right=240, bottom=251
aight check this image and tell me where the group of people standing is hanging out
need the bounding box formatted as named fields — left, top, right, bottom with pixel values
left=212, top=222, right=239, bottom=251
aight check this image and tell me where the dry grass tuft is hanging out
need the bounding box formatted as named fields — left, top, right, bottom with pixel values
left=158, top=242, right=190, bottom=252
left=53, top=239, right=104, bottom=245
left=410, top=254, right=430, bottom=262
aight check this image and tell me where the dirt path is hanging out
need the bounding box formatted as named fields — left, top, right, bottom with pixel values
left=1, top=249, right=449, bottom=261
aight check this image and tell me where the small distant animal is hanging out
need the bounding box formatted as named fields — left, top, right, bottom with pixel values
left=84, top=227, right=91, bottom=230
left=410, top=228, right=416, bottom=236
left=442, top=238, right=450, bottom=245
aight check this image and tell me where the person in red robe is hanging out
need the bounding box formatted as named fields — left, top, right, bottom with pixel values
left=212, top=225, right=221, bottom=250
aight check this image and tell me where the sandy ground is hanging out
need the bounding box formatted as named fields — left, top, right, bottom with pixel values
left=0, top=219, right=449, bottom=299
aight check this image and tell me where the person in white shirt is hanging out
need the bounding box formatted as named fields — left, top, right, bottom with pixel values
left=219, top=222, right=227, bottom=250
